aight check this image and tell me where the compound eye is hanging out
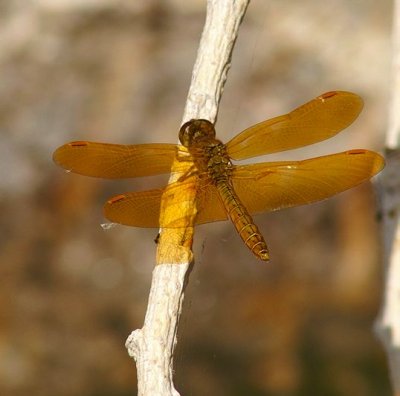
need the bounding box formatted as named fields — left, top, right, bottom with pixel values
left=179, top=120, right=194, bottom=147
left=179, top=119, right=215, bottom=147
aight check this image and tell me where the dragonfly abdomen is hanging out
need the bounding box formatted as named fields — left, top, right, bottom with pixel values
left=216, top=181, right=269, bottom=261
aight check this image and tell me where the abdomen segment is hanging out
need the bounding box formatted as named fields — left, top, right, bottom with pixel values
left=216, top=181, right=269, bottom=261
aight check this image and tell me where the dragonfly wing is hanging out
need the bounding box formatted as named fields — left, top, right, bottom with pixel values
left=104, top=179, right=227, bottom=228
left=104, top=189, right=164, bottom=227
left=195, top=182, right=228, bottom=224
left=231, top=150, right=384, bottom=213
left=226, top=91, right=363, bottom=160
left=53, top=141, right=186, bottom=178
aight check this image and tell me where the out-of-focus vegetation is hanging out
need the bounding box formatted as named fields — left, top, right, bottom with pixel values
left=0, top=1, right=392, bottom=395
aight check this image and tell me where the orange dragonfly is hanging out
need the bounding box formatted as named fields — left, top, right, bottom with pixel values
left=53, top=91, right=384, bottom=261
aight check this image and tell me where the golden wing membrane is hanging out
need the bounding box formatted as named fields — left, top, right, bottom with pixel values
left=226, top=91, right=363, bottom=160
left=53, top=141, right=185, bottom=178
left=54, top=91, right=383, bottom=241
left=104, top=150, right=384, bottom=228
left=231, top=150, right=384, bottom=214
left=105, top=189, right=164, bottom=227
left=104, top=180, right=227, bottom=228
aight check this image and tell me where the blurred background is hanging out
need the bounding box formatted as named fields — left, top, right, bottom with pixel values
left=0, top=0, right=393, bottom=395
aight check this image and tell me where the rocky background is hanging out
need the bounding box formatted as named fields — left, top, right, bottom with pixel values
left=0, top=0, right=393, bottom=395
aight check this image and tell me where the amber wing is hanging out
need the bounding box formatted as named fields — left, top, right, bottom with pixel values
left=226, top=91, right=363, bottom=160
left=53, top=141, right=183, bottom=178
left=104, top=180, right=227, bottom=228
left=103, top=150, right=384, bottom=228
left=231, top=150, right=384, bottom=214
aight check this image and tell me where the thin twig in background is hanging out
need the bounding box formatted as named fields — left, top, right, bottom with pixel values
left=124, top=1, right=250, bottom=395
left=374, top=0, right=400, bottom=394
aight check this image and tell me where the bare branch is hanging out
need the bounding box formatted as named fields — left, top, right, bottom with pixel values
left=375, top=0, right=400, bottom=393
left=386, top=0, right=400, bottom=150
left=125, top=1, right=250, bottom=395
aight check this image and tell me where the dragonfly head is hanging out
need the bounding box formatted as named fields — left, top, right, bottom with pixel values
left=179, top=119, right=216, bottom=147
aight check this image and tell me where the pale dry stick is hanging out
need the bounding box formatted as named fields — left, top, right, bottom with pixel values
left=374, top=0, right=400, bottom=394
left=125, top=1, right=250, bottom=395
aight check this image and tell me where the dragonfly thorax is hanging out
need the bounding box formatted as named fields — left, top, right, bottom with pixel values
left=179, top=119, right=232, bottom=180
left=179, top=119, right=216, bottom=148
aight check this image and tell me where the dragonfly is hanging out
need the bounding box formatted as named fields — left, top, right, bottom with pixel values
left=53, top=91, right=384, bottom=261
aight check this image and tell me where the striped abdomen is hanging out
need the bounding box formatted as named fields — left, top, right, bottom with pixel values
left=216, top=181, right=269, bottom=261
